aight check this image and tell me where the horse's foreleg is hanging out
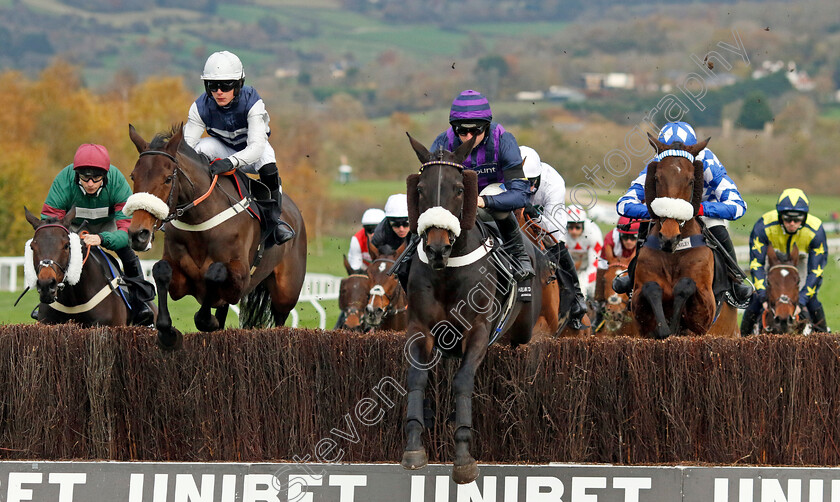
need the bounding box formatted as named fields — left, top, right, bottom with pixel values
left=402, top=329, right=434, bottom=471
left=195, top=262, right=228, bottom=332
left=450, top=330, right=488, bottom=485
left=152, top=260, right=182, bottom=350
left=639, top=281, right=671, bottom=339
left=669, top=277, right=697, bottom=335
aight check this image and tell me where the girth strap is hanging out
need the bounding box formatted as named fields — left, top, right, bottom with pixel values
left=47, top=277, right=121, bottom=314
left=169, top=197, right=252, bottom=232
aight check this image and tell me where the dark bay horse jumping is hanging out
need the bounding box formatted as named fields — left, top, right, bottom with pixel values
left=24, top=207, right=130, bottom=326
left=124, top=125, right=306, bottom=348
left=401, top=134, right=542, bottom=484
left=632, top=134, right=717, bottom=338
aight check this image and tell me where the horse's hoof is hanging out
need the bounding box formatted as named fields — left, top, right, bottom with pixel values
left=452, top=460, right=479, bottom=484
left=157, top=328, right=183, bottom=351
left=194, top=312, right=220, bottom=332
left=401, top=449, right=428, bottom=470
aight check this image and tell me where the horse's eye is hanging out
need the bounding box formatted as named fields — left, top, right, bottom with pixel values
left=456, top=187, right=464, bottom=195
left=64, top=242, right=70, bottom=250
left=164, top=176, right=174, bottom=185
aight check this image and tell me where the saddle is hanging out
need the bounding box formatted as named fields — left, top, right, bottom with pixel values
left=226, top=171, right=282, bottom=246
left=90, top=248, right=155, bottom=307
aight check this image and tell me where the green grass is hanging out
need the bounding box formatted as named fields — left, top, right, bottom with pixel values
left=329, top=179, right=406, bottom=204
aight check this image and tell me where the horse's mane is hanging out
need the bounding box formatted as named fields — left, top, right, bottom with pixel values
left=148, top=124, right=181, bottom=150
left=149, top=124, right=207, bottom=167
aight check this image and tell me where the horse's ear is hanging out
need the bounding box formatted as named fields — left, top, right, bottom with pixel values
left=692, top=160, right=704, bottom=215
left=766, top=244, right=778, bottom=267
left=394, top=239, right=408, bottom=259
left=62, top=207, right=76, bottom=228
left=452, top=134, right=477, bottom=165
left=166, top=123, right=184, bottom=156
left=643, top=161, right=658, bottom=218
left=790, top=243, right=800, bottom=266
left=343, top=255, right=354, bottom=275
left=460, top=169, right=478, bottom=230
left=128, top=124, right=148, bottom=154
left=647, top=132, right=668, bottom=154
left=368, top=237, right=380, bottom=261
left=688, top=137, right=710, bottom=157
left=406, top=173, right=420, bottom=234
left=406, top=133, right=431, bottom=165
left=24, top=206, right=41, bottom=230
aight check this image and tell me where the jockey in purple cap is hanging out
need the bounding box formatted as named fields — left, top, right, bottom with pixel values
left=426, top=89, right=535, bottom=282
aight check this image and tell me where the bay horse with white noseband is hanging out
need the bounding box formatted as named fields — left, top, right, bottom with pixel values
left=124, top=125, right=306, bottom=349
left=632, top=134, right=715, bottom=338
left=400, top=134, right=542, bottom=484
left=24, top=207, right=130, bottom=326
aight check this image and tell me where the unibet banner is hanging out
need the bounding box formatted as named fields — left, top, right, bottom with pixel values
left=1, top=461, right=840, bottom=501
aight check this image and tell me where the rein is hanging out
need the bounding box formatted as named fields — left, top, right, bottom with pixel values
left=137, top=150, right=217, bottom=224
left=367, top=259, right=407, bottom=321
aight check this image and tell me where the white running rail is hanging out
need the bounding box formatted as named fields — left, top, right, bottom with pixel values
left=1, top=257, right=343, bottom=329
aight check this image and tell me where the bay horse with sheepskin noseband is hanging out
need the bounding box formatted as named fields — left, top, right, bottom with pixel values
left=401, top=134, right=542, bottom=484
left=24, top=207, right=130, bottom=326
left=124, top=125, right=306, bottom=349
left=632, top=134, right=715, bottom=338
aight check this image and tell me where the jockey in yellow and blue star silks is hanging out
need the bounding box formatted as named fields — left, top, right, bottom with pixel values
left=740, top=188, right=829, bottom=334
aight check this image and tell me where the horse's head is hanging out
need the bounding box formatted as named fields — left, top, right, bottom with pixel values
left=124, top=124, right=196, bottom=251
left=24, top=207, right=83, bottom=304
left=764, top=244, right=802, bottom=333
left=603, top=260, right=633, bottom=331
left=338, top=274, right=371, bottom=331
left=405, top=133, right=478, bottom=269
left=645, top=133, right=708, bottom=245
left=364, top=246, right=406, bottom=329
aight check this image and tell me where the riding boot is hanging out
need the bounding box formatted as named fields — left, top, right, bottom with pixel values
left=259, top=163, right=296, bottom=245
left=496, top=212, right=534, bottom=282
left=739, top=305, right=760, bottom=336
left=116, top=247, right=155, bottom=326
left=593, top=268, right=606, bottom=329
left=809, top=303, right=829, bottom=332
left=709, top=225, right=753, bottom=304
left=612, top=257, right=636, bottom=294
left=551, top=243, right=587, bottom=326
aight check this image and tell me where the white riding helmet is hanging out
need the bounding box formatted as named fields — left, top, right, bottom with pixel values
left=201, top=51, right=245, bottom=80
left=520, top=146, right=542, bottom=178
left=361, top=208, right=386, bottom=225
left=567, top=205, right=587, bottom=223
left=384, top=194, right=408, bottom=218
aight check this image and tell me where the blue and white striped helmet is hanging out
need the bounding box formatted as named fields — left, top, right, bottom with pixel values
left=658, top=121, right=697, bottom=146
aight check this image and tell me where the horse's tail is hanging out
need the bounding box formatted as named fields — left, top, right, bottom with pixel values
left=239, top=282, right=274, bottom=329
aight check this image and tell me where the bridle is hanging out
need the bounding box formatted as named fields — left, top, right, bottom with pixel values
left=764, top=264, right=800, bottom=326
left=366, top=258, right=407, bottom=326
left=32, top=224, right=71, bottom=285
left=137, top=150, right=196, bottom=228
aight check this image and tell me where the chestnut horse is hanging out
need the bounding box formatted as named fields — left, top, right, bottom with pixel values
left=759, top=243, right=808, bottom=334
left=401, top=134, right=542, bottom=484
left=597, top=259, right=640, bottom=337
left=365, top=255, right=408, bottom=332
left=632, top=134, right=716, bottom=338
left=517, top=210, right=591, bottom=337
left=124, top=125, right=306, bottom=348
left=335, top=273, right=370, bottom=331
left=24, top=207, right=130, bottom=326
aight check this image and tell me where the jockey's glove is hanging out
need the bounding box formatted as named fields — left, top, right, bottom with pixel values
left=524, top=203, right=541, bottom=219
left=209, top=158, right=235, bottom=176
